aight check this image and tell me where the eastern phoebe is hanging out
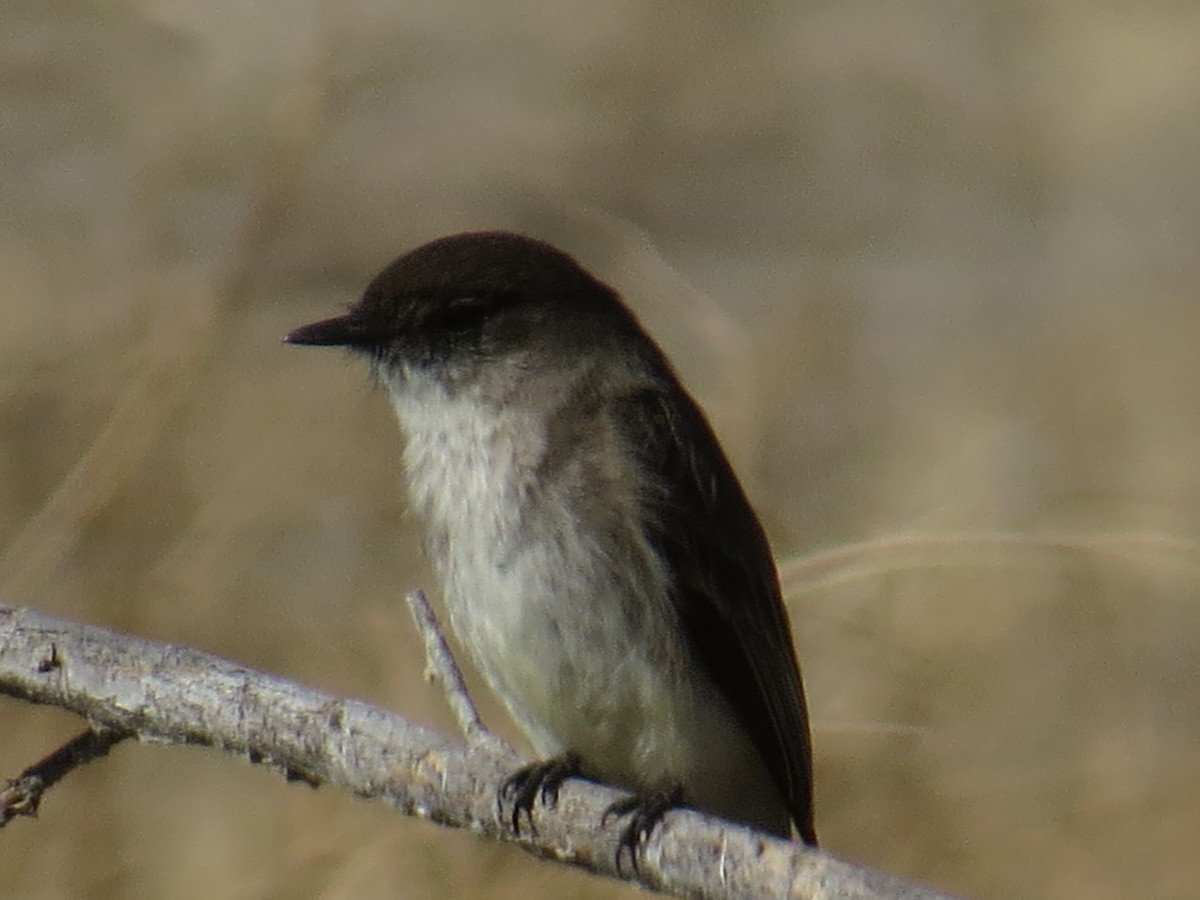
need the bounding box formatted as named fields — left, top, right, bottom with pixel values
left=286, top=232, right=817, bottom=854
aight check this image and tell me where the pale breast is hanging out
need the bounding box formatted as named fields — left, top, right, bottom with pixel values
left=386, top=376, right=677, bottom=751
left=383, top=372, right=784, bottom=829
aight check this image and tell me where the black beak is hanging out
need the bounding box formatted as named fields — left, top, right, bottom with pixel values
left=284, top=314, right=374, bottom=348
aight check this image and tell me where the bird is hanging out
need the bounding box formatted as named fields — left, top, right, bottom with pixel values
left=285, top=231, right=816, bottom=859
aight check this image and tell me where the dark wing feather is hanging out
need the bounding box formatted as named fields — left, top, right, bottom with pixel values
left=613, top=383, right=817, bottom=844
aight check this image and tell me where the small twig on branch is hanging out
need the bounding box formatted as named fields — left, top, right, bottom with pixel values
left=0, top=603, right=960, bottom=899
left=1, top=727, right=130, bottom=826
left=404, top=589, right=509, bottom=755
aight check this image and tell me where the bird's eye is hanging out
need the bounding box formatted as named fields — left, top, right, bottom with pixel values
left=437, top=295, right=493, bottom=333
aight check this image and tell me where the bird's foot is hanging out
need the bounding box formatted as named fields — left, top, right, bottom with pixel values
left=498, top=752, right=581, bottom=835
left=601, top=784, right=684, bottom=873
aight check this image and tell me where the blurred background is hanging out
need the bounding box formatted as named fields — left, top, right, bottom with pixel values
left=3, top=1, right=1200, bottom=897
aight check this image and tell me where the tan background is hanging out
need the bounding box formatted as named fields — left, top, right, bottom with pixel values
left=4, top=2, right=1200, bottom=898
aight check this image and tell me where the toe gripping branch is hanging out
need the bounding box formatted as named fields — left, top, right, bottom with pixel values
left=499, top=755, right=683, bottom=873
left=602, top=784, right=684, bottom=873
left=498, top=752, right=581, bottom=835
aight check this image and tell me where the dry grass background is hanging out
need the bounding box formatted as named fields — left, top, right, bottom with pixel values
left=3, top=2, right=1200, bottom=898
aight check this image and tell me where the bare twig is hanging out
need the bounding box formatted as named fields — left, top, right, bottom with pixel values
left=404, top=590, right=510, bottom=755
left=1, top=727, right=130, bottom=827
left=0, top=604, right=959, bottom=900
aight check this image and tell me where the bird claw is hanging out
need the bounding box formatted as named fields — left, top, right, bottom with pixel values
left=602, top=785, right=684, bottom=873
left=498, top=752, right=581, bottom=835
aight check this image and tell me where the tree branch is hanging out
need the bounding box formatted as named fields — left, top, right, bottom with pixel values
left=0, top=604, right=958, bottom=899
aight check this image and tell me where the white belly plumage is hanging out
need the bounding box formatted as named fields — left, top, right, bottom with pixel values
left=389, top=376, right=787, bottom=833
